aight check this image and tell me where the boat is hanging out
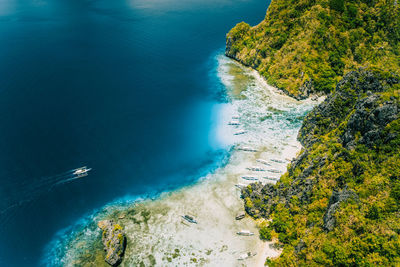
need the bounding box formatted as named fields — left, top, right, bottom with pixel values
left=235, top=213, right=245, bottom=220
left=73, top=166, right=92, bottom=178
left=235, top=184, right=247, bottom=189
left=256, top=159, right=271, bottom=166
left=234, top=130, right=246, bottom=135
left=228, top=120, right=240, bottom=125
left=182, top=215, right=198, bottom=224
left=237, top=252, right=256, bottom=260
left=267, top=169, right=282, bottom=173
left=271, top=159, right=285, bottom=163
left=232, top=115, right=240, bottom=119
left=237, top=230, right=254, bottom=236
left=246, top=166, right=265, bottom=171
left=238, top=146, right=257, bottom=152
left=241, top=176, right=258, bottom=181
left=263, top=177, right=279, bottom=181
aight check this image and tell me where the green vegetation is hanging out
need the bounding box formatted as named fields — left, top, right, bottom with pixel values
left=241, top=69, right=400, bottom=265
left=226, top=0, right=400, bottom=98
left=229, top=1, right=400, bottom=264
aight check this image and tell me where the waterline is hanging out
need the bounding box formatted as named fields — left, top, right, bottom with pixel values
left=43, top=53, right=320, bottom=266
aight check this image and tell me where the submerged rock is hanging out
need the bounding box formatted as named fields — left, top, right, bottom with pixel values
left=98, top=220, right=127, bottom=266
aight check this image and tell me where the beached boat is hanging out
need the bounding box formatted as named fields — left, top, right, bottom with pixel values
left=235, top=213, right=245, bottom=220
left=246, top=166, right=265, bottom=171
left=237, top=252, right=256, bottom=260
left=270, top=159, right=285, bottom=163
left=233, top=130, right=246, bottom=135
left=237, top=230, right=254, bottom=236
left=241, top=176, right=258, bottom=181
left=238, top=146, right=257, bottom=152
left=228, top=120, right=240, bottom=125
left=256, top=159, right=271, bottom=166
left=263, top=177, right=279, bottom=181
left=235, top=184, right=247, bottom=189
left=267, top=169, right=282, bottom=173
left=181, top=215, right=198, bottom=224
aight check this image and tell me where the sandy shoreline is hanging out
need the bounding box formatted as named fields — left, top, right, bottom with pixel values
left=49, top=55, right=320, bottom=266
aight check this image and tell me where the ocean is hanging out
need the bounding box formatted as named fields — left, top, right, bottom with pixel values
left=0, top=0, right=269, bottom=265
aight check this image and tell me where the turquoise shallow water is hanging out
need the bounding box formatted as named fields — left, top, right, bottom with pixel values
left=0, top=0, right=269, bottom=266
left=44, top=55, right=320, bottom=266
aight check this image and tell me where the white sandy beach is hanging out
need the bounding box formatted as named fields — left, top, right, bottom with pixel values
left=57, top=55, right=320, bottom=267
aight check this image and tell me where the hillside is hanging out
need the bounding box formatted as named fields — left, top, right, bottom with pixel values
left=227, top=0, right=400, bottom=265
left=242, top=69, right=400, bottom=265
left=226, top=0, right=400, bottom=99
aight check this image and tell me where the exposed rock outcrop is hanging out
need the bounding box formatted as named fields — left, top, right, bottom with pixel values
left=241, top=69, right=399, bottom=233
left=323, top=187, right=358, bottom=232
left=342, top=95, right=399, bottom=149
left=298, top=69, right=398, bottom=148
left=98, top=220, right=127, bottom=266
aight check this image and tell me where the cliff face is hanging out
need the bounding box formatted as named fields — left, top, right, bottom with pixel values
left=226, top=0, right=400, bottom=99
left=241, top=70, right=400, bottom=265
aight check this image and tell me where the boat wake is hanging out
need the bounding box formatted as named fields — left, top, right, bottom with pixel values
left=42, top=53, right=323, bottom=266
left=0, top=167, right=91, bottom=228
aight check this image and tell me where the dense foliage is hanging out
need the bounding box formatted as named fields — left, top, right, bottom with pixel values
left=226, top=0, right=400, bottom=99
left=241, top=69, right=400, bottom=266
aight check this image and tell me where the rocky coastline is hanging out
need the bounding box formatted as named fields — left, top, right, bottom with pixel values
left=225, top=36, right=315, bottom=101
left=238, top=68, right=400, bottom=265
left=50, top=55, right=319, bottom=266
left=98, top=220, right=127, bottom=266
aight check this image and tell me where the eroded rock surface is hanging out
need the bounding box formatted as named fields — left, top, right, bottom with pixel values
left=98, top=220, right=127, bottom=266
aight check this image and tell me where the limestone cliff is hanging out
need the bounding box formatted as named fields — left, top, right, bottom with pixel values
left=241, top=70, right=400, bottom=265
left=226, top=0, right=400, bottom=99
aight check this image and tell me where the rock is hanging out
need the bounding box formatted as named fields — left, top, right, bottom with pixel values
left=342, top=95, right=399, bottom=149
left=323, top=187, right=358, bottom=232
left=298, top=69, right=399, bottom=148
left=98, top=220, right=127, bottom=266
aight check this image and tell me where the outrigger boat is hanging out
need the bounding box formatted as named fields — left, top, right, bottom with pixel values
left=235, top=213, right=245, bottom=220
left=237, top=252, right=257, bottom=260
left=237, top=230, right=254, bottom=236
left=228, top=120, right=240, bottom=125
left=267, top=169, right=282, bottom=174
left=235, top=184, right=247, bottom=189
left=271, top=159, right=285, bottom=163
left=263, top=177, right=279, bottom=181
left=256, top=159, right=271, bottom=166
left=234, top=130, right=246, bottom=135
left=246, top=166, right=265, bottom=171
left=241, top=176, right=258, bottom=181
left=73, top=166, right=92, bottom=178
left=238, top=146, right=257, bottom=152
left=182, top=215, right=198, bottom=224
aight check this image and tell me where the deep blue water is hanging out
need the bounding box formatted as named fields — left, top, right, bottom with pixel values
left=0, top=0, right=269, bottom=265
